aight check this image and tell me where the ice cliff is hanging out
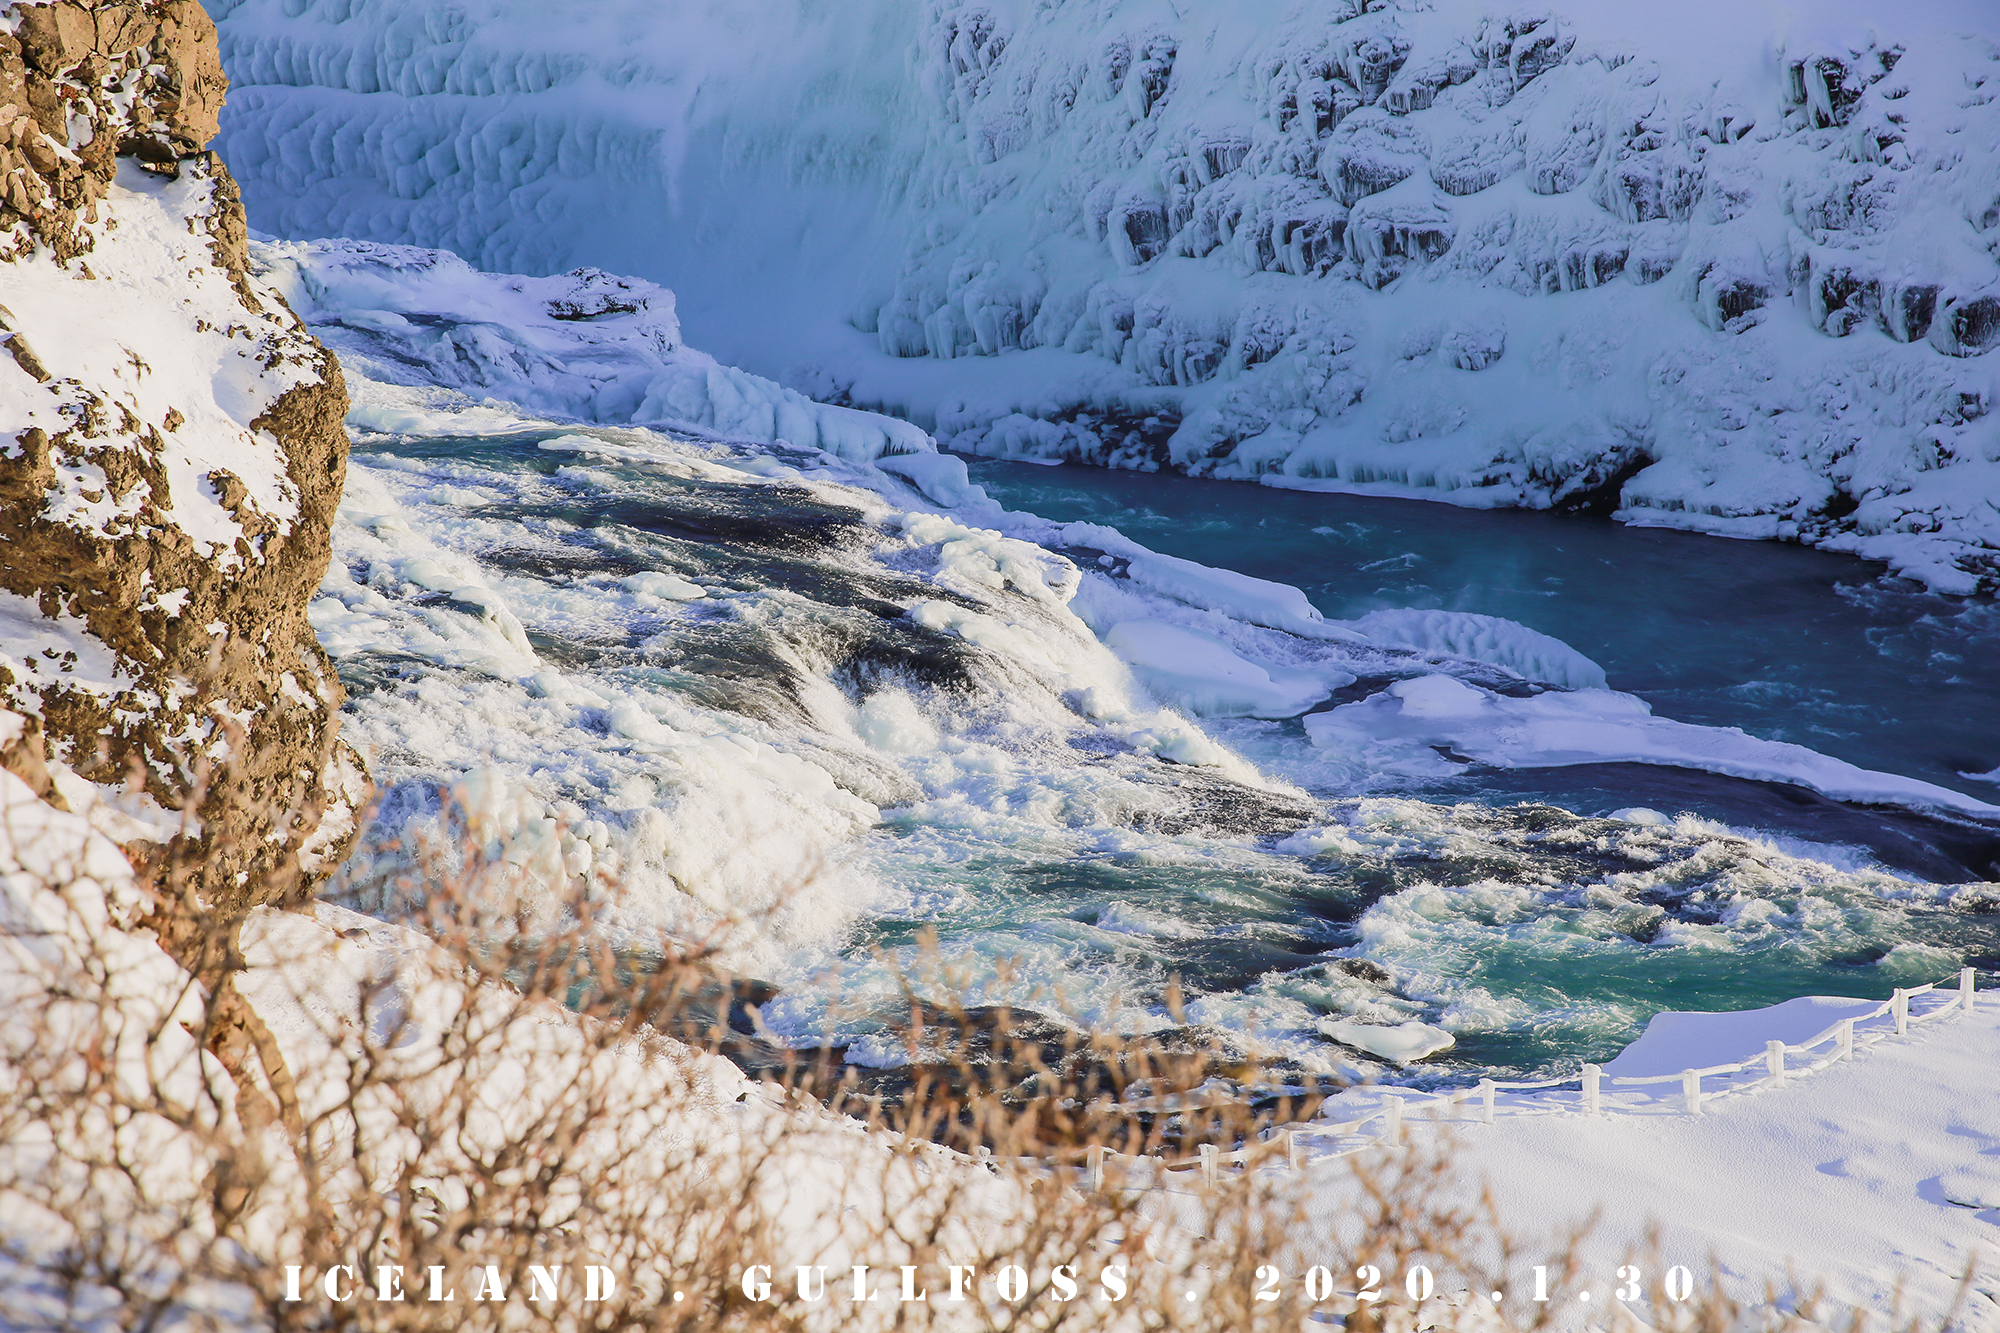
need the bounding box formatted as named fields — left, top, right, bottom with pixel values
left=0, top=0, right=361, bottom=911
left=208, top=0, right=2000, bottom=592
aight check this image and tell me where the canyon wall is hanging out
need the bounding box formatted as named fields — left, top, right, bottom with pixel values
left=207, top=0, right=2000, bottom=592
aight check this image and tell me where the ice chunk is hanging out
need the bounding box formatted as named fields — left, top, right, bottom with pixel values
left=877, top=452, right=984, bottom=508
left=1382, top=673, right=1489, bottom=717
left=1319, top=1018, right=1456, bottom=1065
left=1123, top=553, right=1359, bottom=640
left=1103, top=620, right=1333, bottom=719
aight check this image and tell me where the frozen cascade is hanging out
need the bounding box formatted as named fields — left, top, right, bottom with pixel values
left=212, top=0, right=2000, bottom=592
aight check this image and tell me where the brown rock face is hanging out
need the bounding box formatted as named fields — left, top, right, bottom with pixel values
left=1, top=0, right=364, bottom=914
left=2, top=0, right=225, bottom=262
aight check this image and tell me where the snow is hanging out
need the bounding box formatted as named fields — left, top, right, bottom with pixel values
left=302, top=378, right=1309, bottom=985
left=255, top=229, right=2000, bottom=1071
left=8, top=70, right=1999, bottom=1323
left=0, top=742, right=253, bottom=1323
left=1268, top=991, right=2000, bottom=1326
left=5, top=2, right=1996, bottom=1320
left=208, top=230, right=2000, bottom=1117
left=1599, top=994, right=1884, bottom=1079
left=9, top=686, right=1995, bottom=1325
left=0, top=742, right=1046, bottom=1328
left=211, top=0, right=2000, bottom=591
left=1, top=163, right=322, bottom=567
left=1305, top=672, right=2000, bottom=817
left=0, top=591, right=135, bottom=704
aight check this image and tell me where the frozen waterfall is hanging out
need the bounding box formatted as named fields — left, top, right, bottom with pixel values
left=211, top=0, right=2000, bottom=591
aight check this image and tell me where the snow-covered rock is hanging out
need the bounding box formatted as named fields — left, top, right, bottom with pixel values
left=209, top=0, right=2000, bottom=591
left=1, top=0, right=362, bottom=908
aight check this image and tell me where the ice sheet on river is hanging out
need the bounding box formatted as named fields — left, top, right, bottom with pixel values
left=1307, top=673, right=2000, bottom=817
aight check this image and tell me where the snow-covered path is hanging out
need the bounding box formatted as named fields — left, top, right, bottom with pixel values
left=1262, top=995, right=2000, bottom=1325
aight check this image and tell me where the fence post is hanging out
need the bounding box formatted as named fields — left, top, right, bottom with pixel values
left=1286, top=1129, right=1305, bottom=1172
left=1199, top=1143, right=1218, bottom=1191
left=1682, top=1069, right=1702, bottom=1115
left=1964, top=966, right=1978, bottom=1015
left=1383, top=1095, right=1403, bottom=1146
left=1766, top=1040, right=1785, bottom=1084
left=1087, top=1144, right=1105, bottom=1193
left=1837, top=1019, right=1855, bottom=1061
left=1479, top=1079, right=1496, bottom=1124
left=1582, top=1064, right=1601, bottom=1116
left=1892, top=988, right=1909, bottom=1036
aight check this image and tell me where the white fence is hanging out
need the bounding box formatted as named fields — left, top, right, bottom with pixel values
left=1092, top=967, right=1980, bottom=1193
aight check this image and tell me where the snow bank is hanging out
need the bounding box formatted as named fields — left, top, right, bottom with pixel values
left=1279, top=990, right=2000, bottom=1327
left=212, top=0, right=2000, bottom=590
left=258, top=238, right=935, bottom=462
left=0, top=741, right=1046, bottom=1330
left=1600, top=994, right=1885, bottom=1079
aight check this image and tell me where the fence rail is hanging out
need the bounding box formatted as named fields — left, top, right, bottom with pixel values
left=1087, top=966, right=1979, bottom=1192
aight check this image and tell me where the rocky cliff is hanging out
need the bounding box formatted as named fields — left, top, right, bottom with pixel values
left=1, top=0, right=361, bottom=916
